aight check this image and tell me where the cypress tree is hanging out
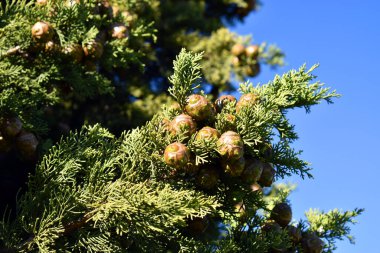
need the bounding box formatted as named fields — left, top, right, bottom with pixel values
left=0, top=1, right=362, bottom=252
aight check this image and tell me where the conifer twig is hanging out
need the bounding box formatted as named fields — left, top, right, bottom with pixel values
left=62, top=212, right=94, bottom=236
left=1, top=46, right=29, bottom=59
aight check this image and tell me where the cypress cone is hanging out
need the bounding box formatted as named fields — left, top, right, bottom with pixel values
left=31, top=21, right=53, bottom=42
left=170, top=114, right=197, bottom=138
left=301, top=232, right=324, bottom=253
left=219, top=113, right=237, bottom=132
left=63, top=44, right=84, bottom=63
left=243, top=63, right=261, bottom=77
left=214, top=95, right=236, bottom=113
left=16, top=131, right=38, bottom=159
left=270, top=202, right=292, bottom=227
left=222, top=156, right=245, bottom=177
left=1, top=116, right=22, bottom=137
left=257, top=162, right=276, bottom=187
left=217, top=131, right=244, bottom=161
left=286, top=225, right=302, bottom=244
left=185, top=94, right=215, bottom=122
left=111, top=23, right=129, bottom=39
left=241, top=157, right=264, bottom=184
left=36, top=0, right=48, bottom=6
left=236, top=93, right=259, bottom=113
left=245, top=44, right=260, bottom=59
left=196, top=165, right=219, bottom=190
left=83, top=41, right=104, bottom=60
left=231, top=43, right=245, bottom=56
left=164, top=142, right=190, bottom=169
left=196, top=126, right=220, bottom=141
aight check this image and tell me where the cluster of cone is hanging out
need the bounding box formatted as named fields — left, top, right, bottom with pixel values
left=231, top=44, right=260, bottom=77
left=0, top=116, right=38, bottom=161
left=163, top=93, right=275, bottom=191
left=231, top=43, right=261, bottom=77
left=264, top=202, right=325, bottom=253
left=8, top=0, right=131, bottom=71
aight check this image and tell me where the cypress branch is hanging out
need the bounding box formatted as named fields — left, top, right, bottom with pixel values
left=168, top=49, right=203, bottom=109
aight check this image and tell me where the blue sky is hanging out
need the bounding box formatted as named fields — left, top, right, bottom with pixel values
left=230, top=1, right=379, bottom=252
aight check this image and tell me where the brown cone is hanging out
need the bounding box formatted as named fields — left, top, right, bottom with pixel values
left=222, top=156, right=245, bottom=177
left=111, top=23, right=129, bottom=39
left=196, top=165, right=219, bottom=190
left=36, top=0, right=48, bottom=6
left=231, top=43, right=245, bottom=56
left=257, top=162, right=275, bottom=187
left=241, top=158, right=264, bottom=184
left=170, top=114, right=197, bottom=138
left=63, top=44, right=84, bottom=63
left=196, top=127, right=220, bottom=141
left=16, top=131, right=38, bottom=160
left=301, top=232, right=324, bottom=253
left=270, top=202, right=292, bottom=227
left=245, top=45, right=260, bottom=59
left=236, top=93, right=259, bottom=113
left=214, top=95, right=236, bottom=113
left=83, top=41, right=104, bottom=60
left=286, top=225, right=302, bottom=244
left=185, top=94, right=215, bottom=122
left=243, top=63, right=261, bottom=77
left=31, top=21, right=53, bottom=42
left=164, top=142, right=190, bottom=169
left=1, top=116, right=22, bottom=137
left=217, top=131, right=244, bottom=161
